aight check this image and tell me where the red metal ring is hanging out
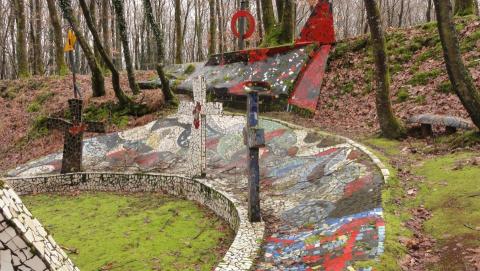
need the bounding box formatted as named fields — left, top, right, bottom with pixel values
left=230, top=10, right=256, bottom=39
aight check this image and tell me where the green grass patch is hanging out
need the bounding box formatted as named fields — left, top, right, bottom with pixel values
left=356, top=138, right=410, bottom=271
left=412, top=152, right=480, bottom=269
left=23, top=192, right=233, bottom=271
left=396, top=88, right=410, bottom=103
left=436, top=81, right=454, bottom=94
left=83, top=103, right=130, bottom=129
left=340, top=81, right=354, bottom=95
left=27, top=91, right=55, bottom=113
left=409, top=69, right=442, bottom=86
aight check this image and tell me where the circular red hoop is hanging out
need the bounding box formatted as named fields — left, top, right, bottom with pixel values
left=230, top=10, right=256, bottom=39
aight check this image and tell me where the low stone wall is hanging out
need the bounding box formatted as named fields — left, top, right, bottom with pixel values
left=0, top=184, right=79, bottom=271
left=4, top=173, right=264, bottom=271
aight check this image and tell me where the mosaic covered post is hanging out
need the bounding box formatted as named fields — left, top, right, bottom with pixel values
left=46, top=99, right=105, bottom=173
left=177, top=76, right=223, bottom=177
left=244, top=88, right=265, bottom=222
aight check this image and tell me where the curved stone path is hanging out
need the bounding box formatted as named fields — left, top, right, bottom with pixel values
left=8, top=114, right=385, bottom=271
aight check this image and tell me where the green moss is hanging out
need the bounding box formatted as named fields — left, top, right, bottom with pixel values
left=415, top=95, right=427, bottom=104
left=27, top=91, right=55, bottom=113
left=184, top=64, right=196, bottom=75
left=414, top=153, right=480, bottom=245
left=83, top=103, right=130, bottom=129
left=28, top=115, right=49, bottom=139
left=436, top=81, right=454, bottom=94
left=396, top=88, right=410, bottom=103
left=340, top=82, right=354, bottom=95
left=27, top=102, right=41, bottom=113
left=23, top=192, right=233, bottom=271
left=409, top=69, right=442, bottom=86
left=356, top=139, right=410, bottom=271
left=461, top=29, right=480, bottom=52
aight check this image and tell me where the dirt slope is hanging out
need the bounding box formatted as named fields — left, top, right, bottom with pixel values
left=0, top=71, right=166, bottom=173
left=315, top=16, right=480, bottom=137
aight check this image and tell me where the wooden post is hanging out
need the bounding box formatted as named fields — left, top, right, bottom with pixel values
left=244, top=87, right=265, bottom=222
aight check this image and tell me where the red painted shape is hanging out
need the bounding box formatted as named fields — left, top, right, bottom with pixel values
left=69, top=123, right=86, bottom=136
left=288, top=45, right=331, bottom=111
left=264, top=129, right=287, bottom=141
left=134, top=152, right=159, bottom=167
left=296, top=1, right=335, bottom=44
left=344, top=174, right=373, bottom=197
left=315, top=147, right=338, bottom=157
left=249, top=48, right=270, bottom=63
left=231, top=10, right=256, bottom=39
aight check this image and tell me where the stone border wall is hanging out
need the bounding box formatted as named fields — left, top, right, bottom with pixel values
left=0, top=185, right=79, bottom=271
left=4, top=173, right=265, bottom=271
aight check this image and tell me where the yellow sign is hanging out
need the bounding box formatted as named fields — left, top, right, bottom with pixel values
left=64, top=30, right=77, bottom=52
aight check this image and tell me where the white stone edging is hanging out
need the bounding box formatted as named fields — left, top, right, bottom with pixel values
left=4, top=173, right=265, bottom=271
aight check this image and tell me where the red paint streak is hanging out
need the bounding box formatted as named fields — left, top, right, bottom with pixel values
left=206, top=138, right=220, bottom=149
left=289, top=45, right=331, bottom=111
left=344, top=174, right=373, bottom=197
left=296, top=1, right=335, bottom=45
left=134, top=152, right=159, bottom=167
left=302, top=255, right=322, bottom=264
left=266, top=237, right=296, bottom=245
left=264, top=129, right=287, bottom=141
left=315, top=147, right=338, bottom=157
left=249, top=48, right=270, bottom=63
left=321, top=217, right=379, bottom=271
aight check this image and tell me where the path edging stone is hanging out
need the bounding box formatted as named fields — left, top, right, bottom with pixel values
left=3, top=173, right=264, bottom=271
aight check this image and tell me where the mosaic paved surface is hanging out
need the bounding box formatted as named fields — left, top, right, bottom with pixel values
left=8, top=115, right=385, bottom=271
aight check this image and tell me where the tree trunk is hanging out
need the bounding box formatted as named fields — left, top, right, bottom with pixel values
left=364, top=0, right=405, bottom=139
left=112, top=0, right=139, bottom=95
left=195, top=0, right=204, bottom=61
left=14, top=0, right=30, bottom=78
left=78, top=0, right=133, bottom=108
left=398, top=0, right=404, bottom=27
left=208, top=0, right=216, bottom=56
left=261, top=0, right=275, bottom=37
left=255, top=0, right=264, bottom=43
left=216, top=0, right=223, bottom=54
left=59, top=0, right=106, bottom=97
left=46, top=0, right=67, bottom=75
left=434, top=0, right=480, bottom=129
left=89, top=0, right=103, bottom=70
left=33, top=0, right=43, bottom=75
left=278, top=0, right=294, bottom=44
left=174, top=0, right=182, bottom=63
left=427, top=0, right=433, bottom=22
left=454, top=0, right=475, bottom=15
left=101, top=0, right=111, bottom=59
left=143, top=0, right=176, bottom=105
left=276, top=0, right=284, bottom=22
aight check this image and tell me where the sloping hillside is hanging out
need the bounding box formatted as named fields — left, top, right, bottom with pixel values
left=0, top=71, right=167, bottom=173
left=315, top=16, right=480, bottom=137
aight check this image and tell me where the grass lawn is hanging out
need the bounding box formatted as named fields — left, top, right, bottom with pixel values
left=363, top=135, right=480, bottom=270
left=22, top=192, right=234, bottom=271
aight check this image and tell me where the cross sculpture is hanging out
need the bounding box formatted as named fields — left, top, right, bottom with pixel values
left=47, top=99, right=105, bottom=173
left=177, top=76, right=223, bottom=178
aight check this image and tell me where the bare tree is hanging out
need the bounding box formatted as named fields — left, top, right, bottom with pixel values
left=13, top=0, right=30, bottom=78
left=112, top=0, right=140, bottom=94
left=143, top=0, right=177, bottom=104
left=59, top=0, right=106, bottom=97
left=434, top=0, right=480, bottom=129
left=364, top=0, right=405, bottom=138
